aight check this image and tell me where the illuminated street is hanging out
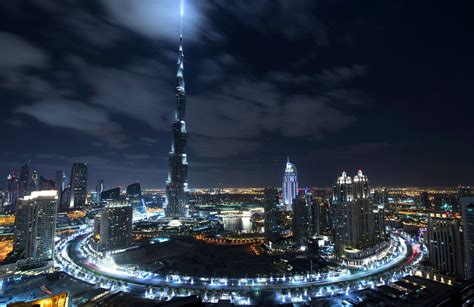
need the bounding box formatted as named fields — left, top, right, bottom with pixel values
left=54, top=229, right=423, bottom=304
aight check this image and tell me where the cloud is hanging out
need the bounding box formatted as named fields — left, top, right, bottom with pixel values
left=211, top=0, right=328, bottom=44
left=101, top=0, right=209, bottom=42
left=317, top=65, right=367, bottom=87
left=282, top=96, right=356, bottom=138
left=85, top=63, right=173, bottom=131
left=15, top=100, right=128, bottom=148
left=191, top=136, right=260, bottom=158
left=0, top=32, right=48, bottom=69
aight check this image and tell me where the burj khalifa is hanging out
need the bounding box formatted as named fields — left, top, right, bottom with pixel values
left=165, top=0, right=189, bottom=218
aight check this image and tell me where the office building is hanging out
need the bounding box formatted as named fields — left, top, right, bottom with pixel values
left=126, top=182, right=142, bottom=202
left=29, top=170, right=39, bottom=192
left=69, top=163, right=88, bottom=209
left=55, top=170, right=66, bottom=207
left=165, top=11, right=189, bottom=218
left=59, top=187, right=71, bottom=212
left=427, top=213, right=464, bottom=279
left=373, top=203, right=386, bottom=241
left=461, top=197, right=474, bottom=279
left=306, top=191, right=320, bottom=237
left=264, top=187, right=280, bottom=243
left=292, top=193, right=310, bottom=248
left=101, top=187, right=121, bottom=201
left=6, top=171, right=19, bottom=212
left=420, top=191, right=431, bottom=209
left=18, top=161, right=30, bottom=198
left=282, top=157, right=298, bottom=209
left=14, top=190, right=58, bottom=269
left=332, top=170, right=377, bottom=255
left=39, top=176, right=55, bottom=190
left=96, top=179, right=104, bottom=202
left=92, top=200, right=133, bottom=253
left=55, top=171, right=66, bottom=193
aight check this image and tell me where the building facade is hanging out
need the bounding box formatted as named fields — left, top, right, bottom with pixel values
left=292, top=193, right=310, bottom=248
left=95, top=179, right=104, bottom=202
left=14, top=191, right=58, bottom=269
left=427, top=213, right=465, bottom=279
left=332, top=170, right=377, bottom=255
left=264, top=187, right=280, bottom=243
left=69, top=163, right=88, bottom=209
left=282, top=157, right=298, bottom=209
left=93, top=200, right=133, bottom=254
left=18, top=161, right=30, bottom=198
left=461, top=197, right=474, bottom=279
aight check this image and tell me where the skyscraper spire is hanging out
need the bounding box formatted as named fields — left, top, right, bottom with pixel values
left=165, top=0, right=189, bottom=218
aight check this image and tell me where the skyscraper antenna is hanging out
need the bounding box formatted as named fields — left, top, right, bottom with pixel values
left=180, top=0, right=184, bottom=38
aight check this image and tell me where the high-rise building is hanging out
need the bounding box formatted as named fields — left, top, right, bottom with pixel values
left=55, top=170, right=66, bottom=207
left=96, top=179, right=104, bottom=202
left=18, top=161, right=30, bottom=198
left=332, top=170, right=376, bottom=255
left=305, top=191, right=319, bottom=237
left=14, top=190, right=58, bottom=269
left=427, top=213, right=464, bottom=279
left=59, top=187, right=71, bottom=212
left=282, top=157, right=298, bottom=209
left=126, top=182, right=142, bottom=202
left=92, top=200, right=133, bottom=254
left=0, top=191, right=5, bottom=214
left=101, top=187, right=121, bottom=201
left=165, top=12, right=189, bottom=218
left=292, top=194, right=307, bottom=248
left=333, top=171, right=353, bottom=202
left=55, top=171, right=66, bottom=193
left=264, top=187, right=280, bottom=243
left=39, top=176, right=55, bottom=190
left=461, top=197, right=474, bottom=279
left=373, top=203, right=386, bottom=242
left=420, top=191, right=431, bottom=209
left=6, top=171, right=19, bottom=212
left=29, top=171, right=39, bottom=192
left=69, top=163, right=87, bottom=209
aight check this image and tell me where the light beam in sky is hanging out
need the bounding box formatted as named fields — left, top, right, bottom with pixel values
left=180, top=0, right=184, bottom=17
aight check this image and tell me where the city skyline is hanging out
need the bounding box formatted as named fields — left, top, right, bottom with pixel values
left=1, top=1, right=473, bottom=188
left=1, top=2, right=473, bottom=305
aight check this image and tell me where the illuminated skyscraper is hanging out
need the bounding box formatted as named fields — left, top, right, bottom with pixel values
left=96, top=179, right=104, bottom=202
left=333, top=171, right=353, bottom=202
left=165, top=6, right=189, bottom=218
left=14, top=190, right=58, bottom=269
left=55, top=171, right=66, bottom=193
left=18, top=161, right=30, bottom=198
left=92, top=200, right=133, bottom=254
left=6, top=171, right=19, bottom=212
left=101, top=187, right=121, bottom=201
left=461, top=197, right=474, bottom=279
left=69, top=163, right=88, bottom=209
left=332, top=170, right=376, bottom=255
left=264, top=187, right=280, bottom=243
left=55, top=170, right=66, bottom=207
left=29, top=170, right=39, bottom=192
left=282, top=157, right=298, bottom=209
left=427, top=213, right=464, bottom=279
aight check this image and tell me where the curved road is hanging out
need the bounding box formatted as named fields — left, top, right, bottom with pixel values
left=60, top=232, right=418, bottom=292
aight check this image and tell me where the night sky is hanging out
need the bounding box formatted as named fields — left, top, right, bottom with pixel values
left=1, top=0, right=473, bottom=189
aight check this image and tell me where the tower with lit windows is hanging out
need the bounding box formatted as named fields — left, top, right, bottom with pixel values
left=165, top=1, right=189, bottom=217
left=332, top=170, right=376, bottom=255
left=282, top=157, right=298, bottom=209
